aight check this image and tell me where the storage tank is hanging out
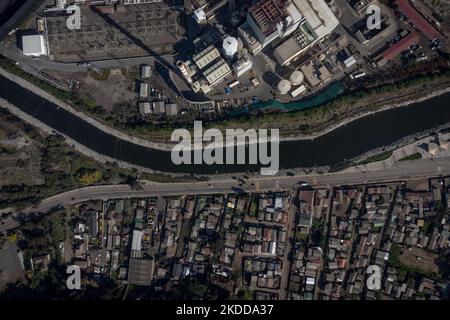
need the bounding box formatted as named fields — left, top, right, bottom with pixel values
left=223, top=36, right=239, bottom=58
left=277, top=79, right=291, bottom=94
left=289, top=71, right=304, bottom=86
left=177, top=60, right=192, bottom=84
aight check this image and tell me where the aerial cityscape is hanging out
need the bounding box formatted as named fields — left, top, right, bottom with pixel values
left=0, top=0, right=449, bottom=303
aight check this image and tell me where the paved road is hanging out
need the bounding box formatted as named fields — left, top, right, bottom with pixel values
left=0, top=42, right=176, bottom=72
left=8, top=157, right=450, bottom=214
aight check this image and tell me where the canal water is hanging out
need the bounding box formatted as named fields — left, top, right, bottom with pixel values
left=0, top=74, right=449, bottom=174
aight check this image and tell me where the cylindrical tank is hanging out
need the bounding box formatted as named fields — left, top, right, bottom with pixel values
left=223, top=36, right=238, bottom=58
left=177, top=60, right=192, bottom=84
left=289, top=71, right=304, bottom=86
left=277, top=79, right=291, bottom=94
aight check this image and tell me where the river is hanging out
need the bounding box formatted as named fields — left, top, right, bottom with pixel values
left=0, top=74, right=449, bottom=174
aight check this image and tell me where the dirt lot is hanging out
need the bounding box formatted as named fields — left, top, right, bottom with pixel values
left=43, top=67, right=137, bottom=112
left=0, top=241, right=25, bottom=291
left=0, top=110, right=44, bottom=187
left=405, top=179, right=430, bottom=191
left=397, top=246, right=439, bottom=275
left=81, top=68, right=137, bottom=111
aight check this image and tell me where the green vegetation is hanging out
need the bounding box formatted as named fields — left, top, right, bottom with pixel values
left=0, top=55, right=107, bottom=118
left=388, top=244, right=440, bottom=279
left=0, top=55, right=72, bottom=102
left=0, top=107, right=211, bottom=209
left=140, top=172, right=207, bottom=183
left=0, top=132, right=136, bottom=209
left=89, top=68, right=111, bottom=81
left=295, top=232, right=308, bottom=243
left=235, top=289, right=253, bottom=300
left=249, top=195, right=259, bottom=217
left=356, top=151, right=393, bottom=165
left=2, top=54, right=450, bottom=143
left=75, top=168, right=103, bottom=185
left=399, top=153, right=423, bottom=161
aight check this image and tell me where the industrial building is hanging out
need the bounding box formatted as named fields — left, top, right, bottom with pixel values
left=21, top=34, right=48, bottom=56
left=377, top=32, right=419, bottom=66
left=395, top=0, right=440, bottom=41
left=140, top=65, right=152, bottom=79
left=139, top=83, right=149, bottom=99
left=177, top=44, right=232, bottom=94
left=272, top=0, right=340, bottom=66
left=233, top=54, right=253, bottom=77
left=239, top=0, right=303, bottom=54
left=139, top=102, right=152, bottom=115
left=128, top=258, right=154, bottom=286
left=192, top=0, right=230, bottom=22
left=131, top=230, right=143, bottom=252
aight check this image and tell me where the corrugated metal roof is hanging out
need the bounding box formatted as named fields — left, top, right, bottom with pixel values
left=396, top=0, right=439, bottom=40
left=193, top=46, right=221, bottom=70
left=22, top=34, right=46, bottom=56
left=204, top=60, right=231, bottom=86
left=382, top=32, right=419, bottom=61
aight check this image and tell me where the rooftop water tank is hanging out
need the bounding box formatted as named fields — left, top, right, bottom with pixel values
left=277, top=79, right=291, bottom=94
left=290, top=71, right=304, bottom=86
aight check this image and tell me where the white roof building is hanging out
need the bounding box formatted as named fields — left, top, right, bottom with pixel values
left=139, top=102, right=151, bottom=115
left=131, top=230, right=143, bottom=252
left=140, top=65, right=152, bottom=79
left=273, top=0, right=340, bottom=66
left=21, top=34, right=47, bottom=56
left=139, top=83, right=149, bottom=98
left=193, top=8, right=207, bottom=24
left=293, top=0, right=339, bottom=39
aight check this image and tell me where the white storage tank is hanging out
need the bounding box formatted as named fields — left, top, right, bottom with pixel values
left=223, top=36, right=239, bottom=58
left=277, top=79, right=291, bottom=94
left=289, top=71, right=304, bottom=86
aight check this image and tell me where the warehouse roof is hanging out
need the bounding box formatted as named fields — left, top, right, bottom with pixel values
left=396, top=0, right=439, bottom=40
left=381, top=32, right=419, bottom=61
left=128, top=258, right=154, bottom=286
left=21, top=34, right=47, bottom=56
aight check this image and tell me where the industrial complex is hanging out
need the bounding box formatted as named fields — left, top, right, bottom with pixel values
left=8, top=0, right=446, bottom=113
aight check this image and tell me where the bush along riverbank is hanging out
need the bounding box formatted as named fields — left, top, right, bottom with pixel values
left=1, top=54, right=450, bottom=145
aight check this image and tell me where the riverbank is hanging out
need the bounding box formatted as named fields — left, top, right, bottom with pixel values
left=1, top=79, right=450, bottom=177
left=0, top=97, right=199, bottom=177
left=1, top=65, right=450, bottom=151
left=0, top=67, right=176, bottom=151
left=280, top=85, right=450, bottom=142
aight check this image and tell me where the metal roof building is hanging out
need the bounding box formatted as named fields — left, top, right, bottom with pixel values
left=204, top=60, right=231, bottom=86
left=193, top=46, right=221, bottom=70
left=131, top=230, right=143, bottom=252
left=128, top=258, right=154, bottom=286
left=21, top=34, right=47, bottom=56
left=396, top=0, right=440, bottom=40
left=381, top=32, right=419, bottom=62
